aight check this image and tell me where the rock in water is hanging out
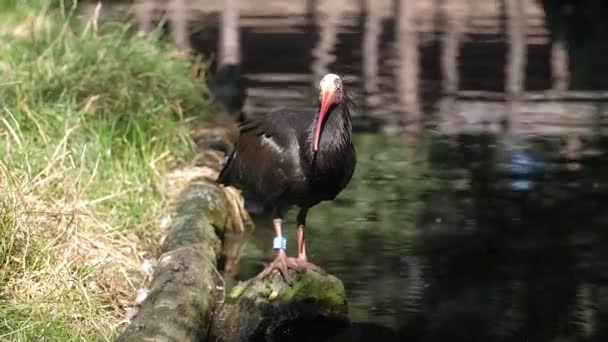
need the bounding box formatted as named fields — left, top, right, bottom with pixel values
left=210, top=268, right=349, bottom=341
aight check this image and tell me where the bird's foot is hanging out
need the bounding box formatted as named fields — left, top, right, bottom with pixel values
left=292, top=257, right=325, bottom=274
left=257, top=250, right=298, bottom=284
left=257, top=252, right=326, bottom=284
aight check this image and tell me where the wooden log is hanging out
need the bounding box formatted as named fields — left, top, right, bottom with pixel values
left=116, top=181, right=227, bottom=342
left=210, top=268, right=349, bottom=341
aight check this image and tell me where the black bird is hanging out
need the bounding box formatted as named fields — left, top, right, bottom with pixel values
left=217, top=73, right=356, bottom=281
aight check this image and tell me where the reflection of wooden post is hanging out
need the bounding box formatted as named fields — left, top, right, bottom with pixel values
left=505, top=0, right=526, bottom=96
left=311, top=0, right=347, bottom=86
left=306, top=0, right=317, bottom=25
left=548, top=35, right=576, bottom=169
left=168, top=0, right=190, bottom=51
left=135, top=0, right=156, bottom=36
left=593, top=285, right=608, bottom=340
left=575, top=284, right=595, bottom=337
left=566, top=133, right=581, bottom=171
left=441, top=0, right=467, bottom=95
left=362, top=0, right=381, bottom=107
left=220, top=0, right=241, bottom=67
left=396, top=0, right=421, bottom=124
left=403, top=256, right=425, bottom=314
left=551, top=38, right=577, bottom=170
left=551, top=39, right=569, bottom=92
left=437, top=0, right=467, bottom=133
left=504, top=0, right=527, bottom=135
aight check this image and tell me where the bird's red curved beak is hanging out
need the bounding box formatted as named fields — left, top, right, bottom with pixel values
left=313, top=89, right=334, bottom=152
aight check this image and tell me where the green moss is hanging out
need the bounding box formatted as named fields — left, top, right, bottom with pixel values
left=163, top=215, right=212, bottom=251
left=228, top=280, right=251, bottom=300
left=227, top=270, right=346, bottom=309
left=212, top=269, right=349, bottom=340
left=275, top=271, right=346, bottom=307
left=174, top=182, right=228, bottom=229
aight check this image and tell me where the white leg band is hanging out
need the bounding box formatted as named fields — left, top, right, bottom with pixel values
left=273, top=236, right=287, bottom=250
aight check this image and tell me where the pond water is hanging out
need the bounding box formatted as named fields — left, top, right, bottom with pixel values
left=111, top=0, right=608, bottom=340
left=193, top=1, right=608, bottom=341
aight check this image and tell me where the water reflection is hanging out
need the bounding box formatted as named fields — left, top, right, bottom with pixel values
left=428, top=135, right=604, bottom=342
left=107, top=0, right=608, bottom=340
left=219, top=130, right=608, bottom=341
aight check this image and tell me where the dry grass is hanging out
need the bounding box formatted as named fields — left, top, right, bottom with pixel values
left=0, top=154, right=149, bottom=339
left=0, top=1, right=213, bottom=340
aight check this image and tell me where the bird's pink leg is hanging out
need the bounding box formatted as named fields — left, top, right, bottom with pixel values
left=258, top=215, right=297, bottom=283
left=296, top=222, right=307, bottom=261
left=295, top=208, right=323, bottom=273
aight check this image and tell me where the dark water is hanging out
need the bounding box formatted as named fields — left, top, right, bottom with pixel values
left=107, top=0, right=608, bottom=340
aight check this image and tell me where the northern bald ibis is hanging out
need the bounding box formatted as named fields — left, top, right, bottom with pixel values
left=217, top=73, right=356, bottom=282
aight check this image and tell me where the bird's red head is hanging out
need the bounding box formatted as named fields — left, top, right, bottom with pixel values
left=314, top=73, right=343, bottom=152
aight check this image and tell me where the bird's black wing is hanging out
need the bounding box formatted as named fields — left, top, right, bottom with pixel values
left=217, top=109, right=315, bottom=204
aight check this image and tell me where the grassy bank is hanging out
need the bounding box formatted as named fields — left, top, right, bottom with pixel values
left=0, top=2, right=210, bottom=340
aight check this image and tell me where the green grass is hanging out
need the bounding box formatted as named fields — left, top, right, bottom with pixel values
left=0, top=2, right=211, bottom=340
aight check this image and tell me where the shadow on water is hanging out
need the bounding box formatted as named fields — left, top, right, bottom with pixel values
left=99, top=0, right=608, bottom=340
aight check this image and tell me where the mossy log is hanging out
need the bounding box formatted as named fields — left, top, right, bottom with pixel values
left=117, top=129, right=350, bottom=341
left=210, top=268, right=349, bottom=341
left=116, top=181, right=227, bottom=342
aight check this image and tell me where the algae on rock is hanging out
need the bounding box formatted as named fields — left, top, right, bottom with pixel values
left=210, top=268, right=349, bottom=341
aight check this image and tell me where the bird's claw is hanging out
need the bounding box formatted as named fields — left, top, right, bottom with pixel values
left=257, top=252, right=325, bottom=285
left=257, top=251, right=297, bottom=285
